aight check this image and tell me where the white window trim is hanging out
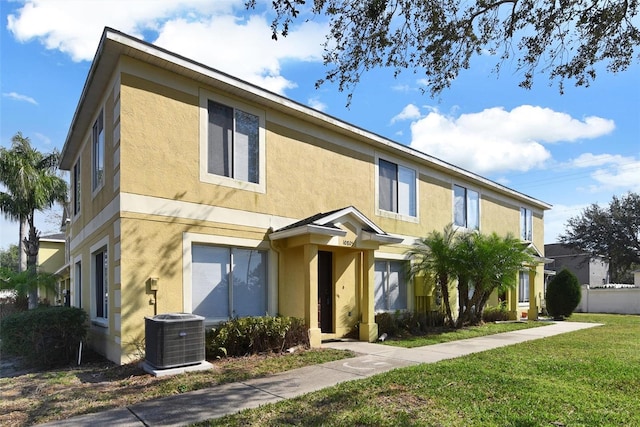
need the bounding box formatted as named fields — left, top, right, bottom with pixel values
left=72, top=254, right=82, bottom=309
left=452, top=183, right=481, bottom=231
left=72, top=157, right=81, bottom=219
left=199, top=89, right=266, bottom=193
left=90, top=236, right=109, bottom=328
left=374, top=153, right=419, bottom=223
left=182, top=232, right=276, bottom=321
left=91, top=109, right=106, bottom=197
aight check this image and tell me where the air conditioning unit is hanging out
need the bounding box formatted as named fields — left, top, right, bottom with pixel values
left=145, top=313, right=205, bottom=369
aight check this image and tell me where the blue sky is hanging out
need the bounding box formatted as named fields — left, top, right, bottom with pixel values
left=1, top=0, right=639, bottom=249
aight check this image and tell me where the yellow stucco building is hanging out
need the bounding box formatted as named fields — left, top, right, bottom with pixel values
left=59, top=28, right=551, bottom=364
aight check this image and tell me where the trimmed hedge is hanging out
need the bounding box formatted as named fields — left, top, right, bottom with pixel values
left=0, top=306, right=88, bottom=367
left=206, top=316, right=309, bottom=358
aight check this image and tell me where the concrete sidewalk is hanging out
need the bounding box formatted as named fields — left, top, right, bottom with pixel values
left=41, top=321, right=600, bottom=427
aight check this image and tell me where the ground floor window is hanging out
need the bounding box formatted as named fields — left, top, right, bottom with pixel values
left=374, top=260, right=407, bottom=311
left=519, top=271, right=530, bottom=304
left=93, top=248, right=108, bottom=320
left=191, top=244, right=267, bottom=321
left=75, top=261, right=82, bottom=308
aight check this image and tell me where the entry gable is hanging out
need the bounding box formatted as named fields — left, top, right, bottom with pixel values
left=520, top=242, right=553, bottom=265
left=270, top=206, right=402, bottom=247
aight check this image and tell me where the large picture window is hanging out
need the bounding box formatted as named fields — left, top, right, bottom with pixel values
left=192, top=244, right=267, bottom=321
left=378, top=159, right=416, bottom=217
left=520, top=207, right=533, bottom=241
left=92, top=110, right=105, bottom=191
left=93, top=248, right=108, bottom=321
left=374, top=260, right=408, bottom=311
left=454, top=184, right=479, bottom=230
left=519, top=271, right=530, bottom=304
left=208, top=100, right=259, bottom=184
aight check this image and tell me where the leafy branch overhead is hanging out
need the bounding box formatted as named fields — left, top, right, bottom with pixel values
left=250, top=0, right=639, bottom=100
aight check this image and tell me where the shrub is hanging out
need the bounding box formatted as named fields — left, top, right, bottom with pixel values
left=375, top=312, right=399, bottom=336
left=546, top=268, right=582, bottom=319
left=0, top=306, right=88, bottom=367
left=482, top=304, right=510, bottom=322
left=206, top=316, right=309, bottom=358
left=376, top=310, right=446, bottom=338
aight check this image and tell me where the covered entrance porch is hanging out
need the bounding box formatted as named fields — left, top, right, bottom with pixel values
left=269, top=206, right=402, bottom=347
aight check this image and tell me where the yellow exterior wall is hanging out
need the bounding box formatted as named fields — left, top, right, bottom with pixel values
left=38, top=240, right=65, bottom=274
left=64, top=52, right=551, bottom=364
left=38, top=240, right=66, bottom=305
left=279, top=247, right=306, bottom=319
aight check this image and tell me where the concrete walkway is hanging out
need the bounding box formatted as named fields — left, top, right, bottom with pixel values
left=41, top=321, right=600, bottom=427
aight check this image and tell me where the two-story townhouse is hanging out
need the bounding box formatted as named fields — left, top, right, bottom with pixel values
left=59, top=28, right=551, bottom=365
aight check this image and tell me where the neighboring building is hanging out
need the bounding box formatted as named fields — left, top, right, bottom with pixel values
left=38, top=233, right=70, bottom=306
left=545, top=243, right=610, bottom=286
left=58, top=28, right=551, bottom=364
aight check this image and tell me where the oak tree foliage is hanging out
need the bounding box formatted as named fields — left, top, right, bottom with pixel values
left=248, top=0, right=639, bottom=102
left=559, top=192, right=640, bottom=283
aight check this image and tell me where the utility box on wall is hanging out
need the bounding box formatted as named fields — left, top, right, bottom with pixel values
left=145, top=313, right=205, bottom=369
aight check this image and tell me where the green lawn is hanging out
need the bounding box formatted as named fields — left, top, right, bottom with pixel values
left=382, top=320, right=546, bottom=348
left=201, top=314, right=640, bottom=426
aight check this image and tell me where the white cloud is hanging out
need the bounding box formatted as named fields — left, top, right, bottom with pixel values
left=569, top=153, right=640, bottom=193
left=307, top=97, right=327, bottom=112
left=3, top=92, right=38, bottom=105
left=153, top=16, right=325, bottom=93
left=7, top=0, right=326, bottom=94
left=407, top=105, right=616, bottom=175
left=390, top=104, right=421, bottom=124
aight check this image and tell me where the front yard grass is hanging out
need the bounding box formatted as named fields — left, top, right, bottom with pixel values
left=382, top=320, right=546, bottom=348
left=202, top=313, right=640, bottom=426
left=0, top=348, right=353, bottom=426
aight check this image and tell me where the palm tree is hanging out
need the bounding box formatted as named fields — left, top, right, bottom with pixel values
left=0, top=132, right=67, bottom=308
left=406, top=224, right=459, bottom=328
left=455, top=232, right=533, bottom=326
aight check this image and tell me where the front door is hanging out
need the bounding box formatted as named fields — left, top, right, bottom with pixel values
left=318, top=251, right=333, bottom=333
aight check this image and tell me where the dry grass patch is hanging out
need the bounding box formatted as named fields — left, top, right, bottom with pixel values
left=0, top=348, right=352, bottom=427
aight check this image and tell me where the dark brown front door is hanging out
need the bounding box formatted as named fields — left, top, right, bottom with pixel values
left=318, top=251, right=333, bottom=333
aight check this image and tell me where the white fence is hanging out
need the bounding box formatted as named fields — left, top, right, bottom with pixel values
left=576, top=285, right=640, bottom=315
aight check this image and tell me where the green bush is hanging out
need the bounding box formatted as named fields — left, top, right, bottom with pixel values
left=546, top=268, right=582, bottom=319
left=375, top=312, right=400, bottom=336
left=376, top=310, right=446, bottom=338
left=0, top=306, right=88, bottom=367
left=482, top=304, right=510, bottom=322
left=206, top=316, right=309, bottom=358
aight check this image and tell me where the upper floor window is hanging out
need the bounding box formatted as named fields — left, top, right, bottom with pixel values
left=454, top=184, right=479, bottom=230
left=378, top=159, right=416, bottom=217
left=73, top=159, right=81, bottom=215
left=208, top=100, right=259, bottom=183
left=200, top=91, right=266, bottom=192
left=520, top=207, right=533, bottom=241
left=92, top=110, right=105, bottom=191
